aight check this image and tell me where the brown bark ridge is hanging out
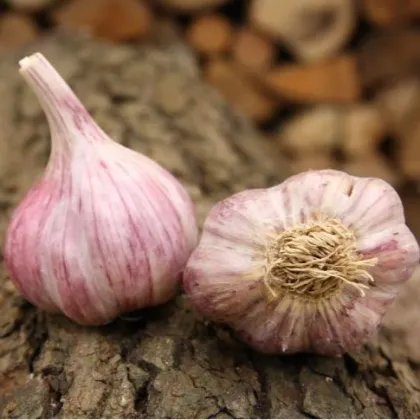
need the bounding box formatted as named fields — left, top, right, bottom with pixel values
left=0, top=29, right=419, bottom=419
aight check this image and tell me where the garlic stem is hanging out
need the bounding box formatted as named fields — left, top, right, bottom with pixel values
left=19, top=53, right=104, bottom=151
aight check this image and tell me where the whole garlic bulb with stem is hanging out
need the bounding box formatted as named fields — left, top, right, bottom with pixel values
left=4, top=53, right=198, bottom=326
left=184, top=170, right=419, bottom=356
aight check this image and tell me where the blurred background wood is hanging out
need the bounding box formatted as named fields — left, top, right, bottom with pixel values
left=0, top=0, right=418, bottom=198
left=249, top=0, right=356, bottom=62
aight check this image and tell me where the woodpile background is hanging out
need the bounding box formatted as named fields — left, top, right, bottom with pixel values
left=1, top=0, right=420, bottom=232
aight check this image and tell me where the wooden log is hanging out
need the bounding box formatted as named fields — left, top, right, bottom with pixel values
left=381, top=266, right=420, bottom=360
left=232, top=27, right=276, bottom=73
left=204, top=58, right=278, bottom=123
left=249, top=0, right=356, bottom=62
left=376, top=78, right=420, bottom=134
left=358, top=29, right=420, bottom=91
left=399, top=187, right=420, bottom=243
left=276, top=106, right=341, bottom=156
left=289, top=154, right=335, bottom=173
left=4, top=0, right=56, bottom=12
left=376, top=79, right=420, bottom=179
left=158, top=0, right=231, bottom=13
left=267, top=55, right=361, bottom=103
left=409, top=0, right=420, bottom=17
left=340, top=155, right=402, bottom=187
left=362, top=0, right=420, bottom=26
left=185, top=14, right=234, bottom=56
left=0, top=12, right=39, bottom=50
left=52, top=0, right=154, bottom=42
left=0, top=32, right=419, bottom=419
left=398, top=134, right=420, bottom=179
left=341, top=104, right=386, bottom=157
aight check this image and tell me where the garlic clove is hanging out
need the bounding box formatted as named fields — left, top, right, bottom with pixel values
left=363, top=283, right=404, bottom=323
left=333, top=178, right=406, bottom=236
left=184, top=240, right=263, bottom=322
left=236, top=298, right=298, bottom=353
left=5, top=53, right=198, bottom=325
left=268, top=170, right=355, bottom=225
left=184, top=169, right=419, bottom=356
left=204, top=188, right=282, bottom=247
left=277, top=170, right=406, bottom=235
left=185, top=188, right=287, bottom=323
left=358, top=224, right=419, bottom=284
left=234, top=282, right=383, bottom=356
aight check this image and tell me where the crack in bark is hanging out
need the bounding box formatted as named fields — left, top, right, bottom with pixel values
left=248, top=354, right=272, bottom=419
left=27, top=313, right=48, bottom=374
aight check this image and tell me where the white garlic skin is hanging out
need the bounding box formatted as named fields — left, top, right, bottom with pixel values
left=4, top=53, right=198, bottom=326
left=183, top=170, right=419, bottom=356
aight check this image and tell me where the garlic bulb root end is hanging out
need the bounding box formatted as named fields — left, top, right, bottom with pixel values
left=263, top=217, right=377, bottom=302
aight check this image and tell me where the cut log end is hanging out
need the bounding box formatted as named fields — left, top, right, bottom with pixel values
left=0, top=12, right=39, bottom=50
left=267, top=55, right=361, bottom=104
left=158, top=0, right=230, bottom=13
left=362, top=0, right=420, bottom=26
left=342, top=104, right=387, bottom=157
left=5, top=0, right=56, bottom=12
left=205, top=58, right=278, bottom=123
left=376, top=78, right=420, bottom=180
left=52, top=0, right=154, bottom=42
left=341, top=155, right=402, bottom=187
left=233, top=27, right=276, bottom=73
left=289, top=154, right=336, bottom=173
left=276, top=106, right=341, bottom=156
left=249, top=0, right=356, bottom=62
left=186, top=14, right=234, bottom=56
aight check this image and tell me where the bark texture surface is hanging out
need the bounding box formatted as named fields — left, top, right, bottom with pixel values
left=0, top=31, right=419, bottom=419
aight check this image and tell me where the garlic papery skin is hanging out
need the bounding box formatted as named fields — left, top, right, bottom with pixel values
left=4, top=53, right=198, bottom=326
left=183, top=169, right=420, bottom=356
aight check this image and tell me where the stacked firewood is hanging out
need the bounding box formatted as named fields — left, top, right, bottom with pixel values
left=1, top=0, right=420, bottom=187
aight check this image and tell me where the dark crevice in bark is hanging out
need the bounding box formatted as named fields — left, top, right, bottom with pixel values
left=248, top=353, right=272, bottom=419
left=342, top=353, right=360, bottom=376
left=27, top=312, right=48, bottom=374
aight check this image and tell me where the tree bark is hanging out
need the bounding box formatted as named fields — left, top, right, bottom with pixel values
left=0, top=29, right=419, bottom=419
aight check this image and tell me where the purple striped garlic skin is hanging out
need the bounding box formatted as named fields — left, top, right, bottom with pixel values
left=4, top=53, right=197, bottom=326
left=183, top=170, right=419, bottom=356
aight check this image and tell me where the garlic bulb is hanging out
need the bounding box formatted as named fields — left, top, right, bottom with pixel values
left=4, top=53, right=198, bottom=326
left=183, top=170, right=419, bottom=356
